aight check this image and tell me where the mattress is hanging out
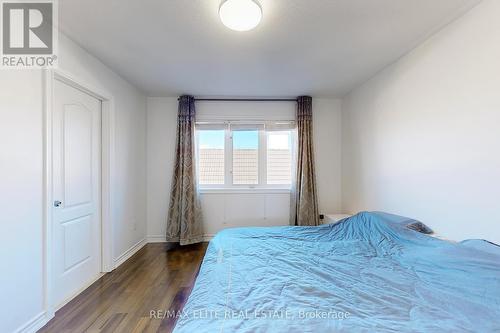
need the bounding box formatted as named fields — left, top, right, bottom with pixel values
left=173, top=212, right=500, bottom=332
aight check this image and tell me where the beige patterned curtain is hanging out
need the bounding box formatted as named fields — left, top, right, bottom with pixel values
left=290, top=96, right=319, bottom=226
left=166, top=96, right=203, bottom=245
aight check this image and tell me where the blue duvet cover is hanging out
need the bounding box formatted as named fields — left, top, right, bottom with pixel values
left=173, top=212, right=500, bottom=332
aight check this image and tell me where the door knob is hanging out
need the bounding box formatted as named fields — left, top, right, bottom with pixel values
left=54, top=200, right=62, bottom=207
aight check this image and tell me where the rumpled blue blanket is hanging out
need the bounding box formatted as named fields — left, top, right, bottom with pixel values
left=173, top=212, right=500, bottom=332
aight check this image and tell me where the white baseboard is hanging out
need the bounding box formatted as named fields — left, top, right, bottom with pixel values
left=14, top=311, right=51, bottom=333
left=147, top=234, right=214, bottom=243
left=113, top=238, right=147, bottom=269
left=203, top=234, right=215, bottom=242
left=147, top=235, right=166, bottom=243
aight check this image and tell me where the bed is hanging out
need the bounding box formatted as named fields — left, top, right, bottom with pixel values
left=173, top=212, right=500, bottom=332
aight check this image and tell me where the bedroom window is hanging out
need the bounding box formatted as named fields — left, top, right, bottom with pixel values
left=196, top=122, right=295, bottom=189
left=267, top=131, right=292, bottom=185
left=232, top=129, right=259, bottom=185
left=197, top=129, right=225, bottom=185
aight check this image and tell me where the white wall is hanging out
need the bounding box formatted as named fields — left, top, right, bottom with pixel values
left=342, top=0, right=500, bottom=244
left=146, top=97, right=178, bottom=241
left=0, top=33, right=147, bottom=333
left=146, top=98, right=342, bottom=240
left=0, top=70, right=45, bottom=333
left=314, top=99, right=342, bottom=215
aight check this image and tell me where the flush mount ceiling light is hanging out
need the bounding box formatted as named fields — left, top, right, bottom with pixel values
left=219, top=0, right=262, bottom=32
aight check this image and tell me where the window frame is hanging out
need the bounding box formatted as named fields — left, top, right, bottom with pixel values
left=195, top=121, right=295, bottom=190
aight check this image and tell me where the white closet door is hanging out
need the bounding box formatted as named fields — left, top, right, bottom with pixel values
left=52, top=79, right=101, bottom=309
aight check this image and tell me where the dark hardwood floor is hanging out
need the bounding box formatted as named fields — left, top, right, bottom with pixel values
left=39, top=242, right=208, bottom=333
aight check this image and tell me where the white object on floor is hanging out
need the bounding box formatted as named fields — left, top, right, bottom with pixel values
left=323, top=214, right=352, bottom=225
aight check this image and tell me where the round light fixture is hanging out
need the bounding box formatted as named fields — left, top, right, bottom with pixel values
left=219, top=0, right=262, bottom=32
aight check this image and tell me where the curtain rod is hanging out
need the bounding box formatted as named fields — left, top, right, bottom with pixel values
left=178, top=97, right=298, bottom=102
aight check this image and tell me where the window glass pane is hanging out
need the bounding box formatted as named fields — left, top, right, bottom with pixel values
left=232, top=130, right=259, bottom=185
left=267, top=131, right=292, bottom=185
left=198, top=130, right=224, bottom=185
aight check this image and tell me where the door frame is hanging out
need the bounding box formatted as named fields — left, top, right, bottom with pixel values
left=43, top=68, right=116, bottom=319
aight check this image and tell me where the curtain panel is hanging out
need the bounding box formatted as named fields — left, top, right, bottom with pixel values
left=290, top=96, right=319, bottom=226
left=166, top=95, right=203, bottom=245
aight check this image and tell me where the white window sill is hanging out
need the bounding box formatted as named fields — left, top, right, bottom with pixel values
left=199, top=188, right=291, bottom=194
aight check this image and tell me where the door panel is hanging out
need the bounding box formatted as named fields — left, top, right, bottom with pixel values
left=53, top=79, right=101, bottom=309
left=63, top=215, right=92, bottom=271
left=63, top=104, right=93, bottom=207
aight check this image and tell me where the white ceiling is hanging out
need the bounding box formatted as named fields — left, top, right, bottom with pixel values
left=59, top=0, right=479, bottom=97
